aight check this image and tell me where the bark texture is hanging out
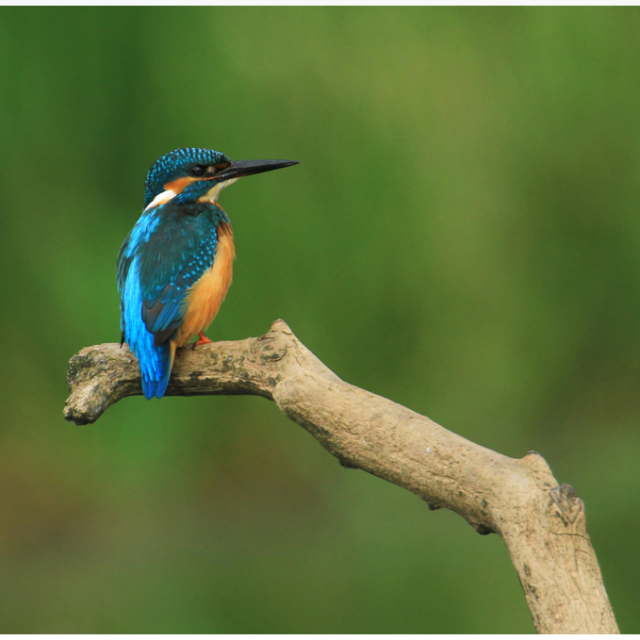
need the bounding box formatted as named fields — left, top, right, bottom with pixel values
left=64, top=319, right=618, bottom=634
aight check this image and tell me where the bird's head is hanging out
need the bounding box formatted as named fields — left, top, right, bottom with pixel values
left=143, top=147, right=298, bottom=210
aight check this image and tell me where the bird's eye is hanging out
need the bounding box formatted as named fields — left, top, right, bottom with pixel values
left=190, top=165, right=206, bottom=177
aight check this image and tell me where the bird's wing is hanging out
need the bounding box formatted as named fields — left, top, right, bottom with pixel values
left=118, top=205, right=219, bottom=346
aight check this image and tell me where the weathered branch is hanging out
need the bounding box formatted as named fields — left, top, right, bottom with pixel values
left=64, top=319, right=618, bottom=634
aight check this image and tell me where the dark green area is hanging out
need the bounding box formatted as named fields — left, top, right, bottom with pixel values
left=1, top=6, right=639, bottom=632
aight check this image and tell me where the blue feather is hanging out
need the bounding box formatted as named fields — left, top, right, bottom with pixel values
left=122, top=256, right=173, bottom=399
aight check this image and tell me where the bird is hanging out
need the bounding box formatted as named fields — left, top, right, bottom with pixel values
left=117, top=147, right=298, bottom=400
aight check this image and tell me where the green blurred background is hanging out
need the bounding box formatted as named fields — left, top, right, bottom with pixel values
left=1, top=6, right=639, bottom=633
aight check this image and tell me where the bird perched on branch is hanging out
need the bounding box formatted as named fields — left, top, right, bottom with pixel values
left=117, top=147, right=298, bottom=399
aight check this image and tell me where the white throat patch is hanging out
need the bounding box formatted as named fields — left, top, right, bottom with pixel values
left=201, top=178, right=239, bottom=203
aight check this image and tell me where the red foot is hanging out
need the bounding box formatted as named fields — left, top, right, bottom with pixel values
left=195, top=331, right=214, bottom=347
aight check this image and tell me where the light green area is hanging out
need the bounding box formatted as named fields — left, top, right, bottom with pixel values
left=1, top=6, right=639, bottom=632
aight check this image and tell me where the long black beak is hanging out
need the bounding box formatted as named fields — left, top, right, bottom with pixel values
left=215, top=159, right=299, bottom=182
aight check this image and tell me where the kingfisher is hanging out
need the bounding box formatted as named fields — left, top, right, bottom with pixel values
left=117, top=147, right=298, bottom=400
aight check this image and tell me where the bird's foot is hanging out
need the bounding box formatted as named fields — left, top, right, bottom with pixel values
left=195, top=332, right=213, bottom=347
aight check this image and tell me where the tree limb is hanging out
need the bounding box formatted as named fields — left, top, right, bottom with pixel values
left=63, top=319, right=619, bottom=634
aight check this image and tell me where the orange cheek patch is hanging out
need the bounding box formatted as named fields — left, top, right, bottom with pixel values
left=176, top=222, right=235, bottom=346
left=163, top=176, right=199, bottom=194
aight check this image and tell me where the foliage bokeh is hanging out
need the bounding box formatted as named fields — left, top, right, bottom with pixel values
left=1, top=6, right=639, bottom=632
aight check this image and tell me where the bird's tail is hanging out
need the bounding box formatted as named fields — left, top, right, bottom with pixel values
left=121, top=258, right=178, bottom=400
left=138, top=337, right=177, bottom=400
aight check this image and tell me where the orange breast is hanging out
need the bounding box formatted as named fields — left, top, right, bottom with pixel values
left=175, top=222, right=235, bottom=346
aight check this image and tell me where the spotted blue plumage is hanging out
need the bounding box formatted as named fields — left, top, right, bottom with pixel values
left=117, top=148, right=230, bottom=399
